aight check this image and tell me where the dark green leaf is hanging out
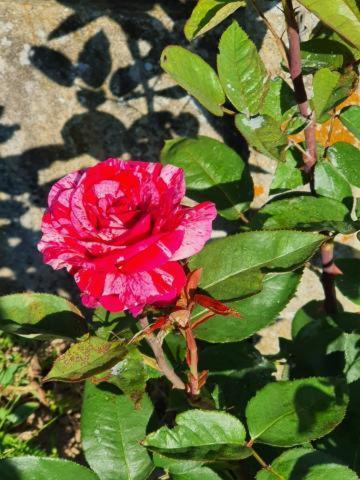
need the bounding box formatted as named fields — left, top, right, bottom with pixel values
left=184, top=0, right=245, bottom=40
left=314, top=160, right=352, bottom=205
left=328, top=142, right=360, bottom=187
left=246, top=377, right=348, bottom=446
left=161, top=46, right=225, bottom=116
left=312, top=69, right=356, bottom=123
left=270, top=149, right=307, bottom=194
left=344, top=333, right=360, bottom=383
left=0, top=293, right=87, bottom=340
left=301, top=38, right=354, bottom=72
left=161, top=136, right=253, bottom=219
left=335, top=258, right=360, bottom=305
left=250, top=195, right=355, bottom=233
left=193, top=271, right=301, bottom=343
left=261, top=77, right=296, bottom=121
left=235, top=113, right=287, bottom=160
left=45, top=336, right=128, bottom=382
left=153, top=453, right=223, bottom=479
left=0, top=457, right=99, bottom=480
left=189, top=231, right=325, bottom=303
left=257, top=447, right=358, bottom=479
left=143, top=409, right=250, bottom=461
left=297, top=0, right=360, bottom=50
left=339, top=105, right=360, bottom=139
left=217, top=21, right=268, bottom=115
left=81, top=382, right=153, bottom=480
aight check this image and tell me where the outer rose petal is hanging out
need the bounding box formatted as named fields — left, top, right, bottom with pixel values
left=171, top=201, right=217, bottom=261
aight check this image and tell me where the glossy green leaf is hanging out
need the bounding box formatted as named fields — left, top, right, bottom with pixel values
left=189, top=231, right=324, bottom=302
left=0, top=457, right=99, bottom=480
left=235, top=113, right=287, bottom=160
left=257, top=447, right=358, bottom=479
left=193, top=271, right=301, bottom=343
left=81, top=382, right=154, bottom=480
left=199, top=342, right=275, bottom=417
left=161, top=46, right=225, bottom=116
left=161, top=136, right=253, bottom=219
left=300, top=38, right=354, bottom=72
left=314, top=160, right=352, bottom=204
left=270, top=149, right=307, bottom=194
left=143, top=409, right=250, bottom=461
left=335, top=259, right=360, bottom=305
left=250, top=195, right=355, bottom=233
left=297, top=0, right=360, bottom=50
left=340, top=105, right=360, bottom=139
left=45, top=336, right=128, bottom=382
left=312, top=69, right=356, bottom=123
left=184, top=0, right=245, bottom=40
left=153, top=454, right=223, bottom=480
left=261, top=77, right=296, bottom=121
left=344, top=333, right=360, bottom=383
left=108, top=349, right=147, bottom=405
left=328, top=142, right=360, bottom=187
left=246, top=377, right=348, bottom=446
left=217, top=21, right=268, bottom=115
left=0, top=293, right=87, bottom=340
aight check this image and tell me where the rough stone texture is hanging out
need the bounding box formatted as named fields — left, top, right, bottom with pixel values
left=0, top=0, right=359, bottom=353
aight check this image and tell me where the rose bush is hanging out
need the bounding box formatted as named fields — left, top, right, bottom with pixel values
left=38, top=159, right=216, bottom=315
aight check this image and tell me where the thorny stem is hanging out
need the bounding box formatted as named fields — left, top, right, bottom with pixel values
left=282, top=0, right=317, bottom=181
left=249, top=445, right=285, bottom=480
left=139, top=316, right=186, bottom=390
left=282, top=0, right=339, bottom=315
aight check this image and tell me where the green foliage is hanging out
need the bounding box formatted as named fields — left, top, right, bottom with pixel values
left=339, top=105, right=360, bottom=139
left=161, top=135, right=253, bottom=219
left=297, top=0, right=360, bottom=50
left=327, top=142, right=360, bottom=188
left=217, top=21, right=268, bottom=115
left=270, top=150, right=307, bottom=194
left=0, top=293, right=87, bottom=340
left=81, top=382, right=153, bottom=480
left=143, top=409, right=250, bottom=461
left=160, top=46, right=225, bottom=116
left=0, top=457, right=100, bottom=480
left=300, top=38, right=355, bottom=72
left=184, top=0, right=245, bottom=40
left=314, top=160, right=352, bottom=204
left=246, top=377, right=349, bottom=446
left=335, top=259, right=360, bottom=305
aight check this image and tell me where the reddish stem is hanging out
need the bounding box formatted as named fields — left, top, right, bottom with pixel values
left=321, top=241, right=341, bottom=315
left=184, top=325, right=200, bottom=396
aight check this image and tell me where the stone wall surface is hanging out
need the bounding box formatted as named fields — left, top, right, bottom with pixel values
left=0, top=0, right=359, bottom=353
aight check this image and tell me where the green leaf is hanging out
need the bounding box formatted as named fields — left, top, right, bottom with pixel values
left=0, top=457, right=100, bottom=480
left=246, top=377, right=348, bottom=446
left=261, top=77, right=296, bottom=121
left=81, top=382, right=154, bottom=480
left=312, top=69, right=356, bottom=123
left=161, top=46, right=225, bottom=116
left=297, top=0, right=360, bottom=50
left=270, top=149, right=307, bottom=194
left=314, top=160, right=352, bottom=205
left=217, top=21, right=268, bottom=115
left=184, top=0, right=245, bottom=40
left=108, top=349, right=147, bottom=405
left=189, top=230, right=325, bottom=302
left=199, top=342, right=275, bottom=417
left=339, top=105, right=360, bottom=139
left=0, top=293, right=87, bottom=340
left=193, top=271, right=301, bottom=343
left=45, top=336, right=128, bottom=382
left=335, top=258, right=360, bottom=305
left=153, top=454, right=223, bottom=479
left=161, top=136, right=253, bottom=220
left=256, top=447, right=358, bottom=479
left=235, top=113, right=287, bottom=160
left=344, top=333, right=360, bottom=383
left=143, top=409, right=250, bottom=461
left=300, top=38, right=354, bottom=72
left=328, top=142, right=360, bottom=187
left=250, top=195, right=355, bottom=233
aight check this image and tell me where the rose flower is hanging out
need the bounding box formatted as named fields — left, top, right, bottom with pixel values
left=38, top=159, right=216, bottom=315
